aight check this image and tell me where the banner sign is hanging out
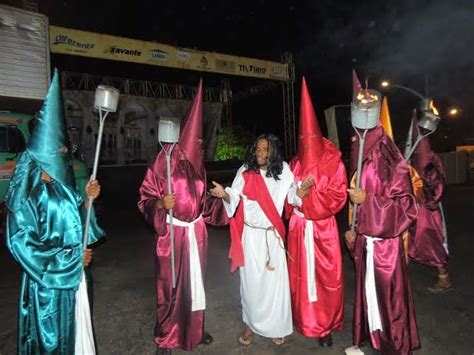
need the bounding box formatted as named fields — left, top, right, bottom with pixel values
left=50, top=26, right=289, bottom=81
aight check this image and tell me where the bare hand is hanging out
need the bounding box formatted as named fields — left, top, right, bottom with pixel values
left=301, top=176, right=315, bottom=190
left=158, top=194, right=175, bottom=210
left=209, top=181, right=225, bottom=198
left=86, top=180, right=101, bottom=199
left=345, top=230, right=357, bottom=248
left=83, top=248, right=93, bottom=267
left=297, top=177, right=315, bottom=198
left=348, top=188, right=367, bottom=204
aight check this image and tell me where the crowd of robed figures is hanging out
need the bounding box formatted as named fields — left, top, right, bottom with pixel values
left=5, top=69, right=450, bottom=355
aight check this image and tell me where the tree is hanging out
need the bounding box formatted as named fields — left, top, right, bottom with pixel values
left=215, top=126, right=253, bottom=161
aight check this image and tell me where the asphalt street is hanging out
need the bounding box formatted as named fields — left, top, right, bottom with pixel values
left=1, top=166, right=473, bottom=354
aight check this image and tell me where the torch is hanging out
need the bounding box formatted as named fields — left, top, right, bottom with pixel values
left=404, top=99, right=441, bottom=161
left=158, top=116, right=181, bottom=288
left=75, top=85, right=119, bottom=354
left=350, top=89, right=381, bottom=232
left=403, top=100, right=446, bottom=253
left=380, top=82, right=441, bottom=162
left=82, top=85, right=120, bottom=248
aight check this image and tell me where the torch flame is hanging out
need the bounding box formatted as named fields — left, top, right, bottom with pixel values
left=429, top=100, right=439, bottom=116
left=356, top=90, right=379, bottom=104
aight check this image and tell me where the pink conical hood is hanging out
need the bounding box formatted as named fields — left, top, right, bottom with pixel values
left=352, top=69, right=363, bottom=95
left=179, top=79, right=204, bottom=177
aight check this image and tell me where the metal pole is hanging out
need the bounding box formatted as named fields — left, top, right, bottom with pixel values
left=404, top=116, right=415, bottom=159
left=389, top=84, right=425, bottom=100
left=160, top=142, right=177, bottom=288
left=405, top=135, right=422, bottom=162
left=424, top=74, right=429, bottom=98
left=82, top=109, right=109, bottom=249
left=439, top=201, right=449, bottom=254
left=351, top=129, right=368, bottom=232
left=405, top=131, right=435, bottom=162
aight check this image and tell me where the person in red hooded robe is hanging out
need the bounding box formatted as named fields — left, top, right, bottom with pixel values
left=285, top=78, right=347, bottom=347
left=407, top=113, right=451, bottom=292
left=138, top=80, right=227, bottom=354
left=344, top=81, right=420, bottom=355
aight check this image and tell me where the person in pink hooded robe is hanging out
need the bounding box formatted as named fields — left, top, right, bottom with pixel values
left=138, top=80, right=227, bottom=354
left=344, top=76, right=420, bottom=355
left=407, top=113, right=451, bottom=292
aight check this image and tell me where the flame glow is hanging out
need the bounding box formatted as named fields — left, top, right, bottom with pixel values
left=429, top=100, right=439, bottom=116
left=356, top=90, right=379, bottom=104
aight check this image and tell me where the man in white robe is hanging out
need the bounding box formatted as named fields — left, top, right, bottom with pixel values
left=211, top=133, right=313, bottom=346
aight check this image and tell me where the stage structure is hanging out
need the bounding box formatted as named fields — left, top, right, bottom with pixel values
left=61, top=71, right=224, bottom=167
left=50, top=26, right=297, bottom=157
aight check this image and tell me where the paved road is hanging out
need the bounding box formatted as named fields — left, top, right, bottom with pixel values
left=1, top=167, right=473, bottom=354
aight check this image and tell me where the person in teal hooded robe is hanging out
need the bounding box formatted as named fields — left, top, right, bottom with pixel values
left=5, top=69, right=104, bottom=354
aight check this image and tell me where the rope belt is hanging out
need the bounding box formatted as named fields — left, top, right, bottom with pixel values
left=243, top=221, right=288, bottom=271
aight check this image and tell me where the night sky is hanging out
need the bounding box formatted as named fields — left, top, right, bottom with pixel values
left=16, top=0, right=474, bottom=152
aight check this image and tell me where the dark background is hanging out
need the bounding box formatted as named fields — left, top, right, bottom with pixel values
left=5, top=0, right=474, bottom=152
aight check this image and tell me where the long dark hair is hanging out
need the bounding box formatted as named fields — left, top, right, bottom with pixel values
left=244, top=133, right=284, bottom=180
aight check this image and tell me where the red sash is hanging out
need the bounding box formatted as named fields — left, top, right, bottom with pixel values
left=228, top=170, right=286, bottom=272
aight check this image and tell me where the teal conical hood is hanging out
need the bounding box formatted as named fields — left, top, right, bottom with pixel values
left=27, top=69, right=75, bottom=188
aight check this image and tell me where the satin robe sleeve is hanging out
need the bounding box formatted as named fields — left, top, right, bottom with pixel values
left=301, top=159, right=347, bottom=220
left=284, top=158, right=300, bottom=219
left=80, top=204, right=105, bottom=246
left=282, top=162, right=302, bottom=209
left=422, top=162, right=444, bottom=209
left=223, top=165, right=246, bottom=217
left=202, top=194, right=229, bottom=226
left=356, top=159, right=417, bottom=239
left=138, top=167, right=167, bottom=236
left=6, top=199, right=82, bottom=290
left=287, top=181, right=302, bottom=207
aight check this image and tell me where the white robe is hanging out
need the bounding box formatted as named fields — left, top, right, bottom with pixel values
left=224, top=163, right=300, bottom=338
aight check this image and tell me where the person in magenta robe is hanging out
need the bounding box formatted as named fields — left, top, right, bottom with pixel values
left=285, top=78, right=347, bottom=347
left=138, top=81, right=227, bottom=354
left=407, top=114, right=451, bottom=292
left=344, top=91, right=420, bottom=355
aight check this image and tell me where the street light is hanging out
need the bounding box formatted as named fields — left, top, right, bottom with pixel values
left=446, top=107, right=462, bottom=118
left=380, top=80, right=425, bottom=100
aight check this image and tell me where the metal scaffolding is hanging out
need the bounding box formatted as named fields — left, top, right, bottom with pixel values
left=60, top=62, right=296, bottom=156
left=221, top=53, right=296, bottom=156
left=220, top=78, right=233, bottom=135
left=60, top=71, right=226, bottom=103
left=281, top=52, right=296, bottom=157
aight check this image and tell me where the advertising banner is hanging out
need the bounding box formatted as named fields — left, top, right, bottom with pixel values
left=50, top=26, right=288, bottom=81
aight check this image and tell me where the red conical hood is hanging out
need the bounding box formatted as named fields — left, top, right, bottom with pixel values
left=298, top=77, right=325, bottom=172
left=352, top=69, right=363, bottom=95
left=179, top=79, right=204, bottom=177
